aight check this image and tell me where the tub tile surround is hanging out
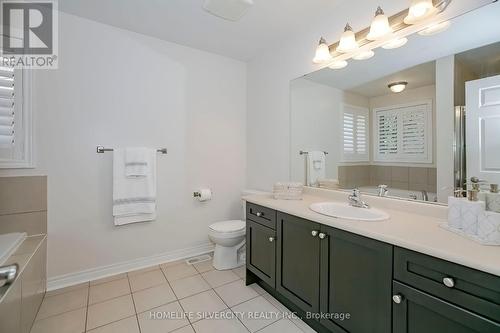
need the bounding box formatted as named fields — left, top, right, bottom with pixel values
left=338, top=165, right=437, bottom=193
left=30, top=261, right=313, bottom=333
left=0, top=176, right=48, bottom=333
left=244, top=187, right=500, bottom=277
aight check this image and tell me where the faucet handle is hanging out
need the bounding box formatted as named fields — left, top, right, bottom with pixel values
left=352, top=188, right=360, bottom=196
left=378, top=184, right=388, bottom=189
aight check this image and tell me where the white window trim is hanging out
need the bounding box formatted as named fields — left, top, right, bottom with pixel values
left=0, top=68, right=34, bottom=169
left=340, top=104, right=370, bottom=163
left=372, top=99, right=433, bottom=164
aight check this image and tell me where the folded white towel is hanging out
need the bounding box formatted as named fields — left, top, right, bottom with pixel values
left=125, top=147, right=149, bottom=177
left=113, top=148, right=157, bottom=226
left=307, top=151, right=326, bottom=186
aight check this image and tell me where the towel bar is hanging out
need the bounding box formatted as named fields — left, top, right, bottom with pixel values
left=96, top=146, right=167, bottom=154
left=299, top=150, right=328, bottom=155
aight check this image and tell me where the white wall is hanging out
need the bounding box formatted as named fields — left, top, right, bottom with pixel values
left=290, top=78, right=368, bottom=183
left=0, top=13, right=247, bottom=280
left=369, top=85, right=437, bottom=167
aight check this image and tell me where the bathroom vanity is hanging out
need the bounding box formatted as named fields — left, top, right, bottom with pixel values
left=244, top=190, right=500, bottom=333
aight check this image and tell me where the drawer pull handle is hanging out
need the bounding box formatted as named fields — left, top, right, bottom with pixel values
left=318, top=233, right=327, bottom=239
left=311, top=230, right=319, bottom=237
left=392, top=294, right=403, bottom=304
left=268, top=237, right=275, bottom=242
left=443, top=277, right=455, bottom=288
left=256, top=212, right=264, bottom=217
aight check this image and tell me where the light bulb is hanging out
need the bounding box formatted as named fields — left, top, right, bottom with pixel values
left=328, top=60, right=348, bottom=70
left=367, top=7, right=393, bottom=41
left=388, top=81, right=408, bottom=93
left=336, top=23, right=359, bottom=53
left=352, top=50, right=375, bottom=60
left=418, top=21, right=451, bottom=36
left=382, top=38, right=408, bottom=49
left=313, top=37, right=332, bottom=64
left=404, top=0, right=437, bottom=25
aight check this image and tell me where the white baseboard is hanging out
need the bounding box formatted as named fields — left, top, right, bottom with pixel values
left=47, top=242, right=214, bottom=291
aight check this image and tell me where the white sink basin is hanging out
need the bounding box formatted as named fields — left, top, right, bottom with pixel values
left=309, top=202, right=390, bottom=221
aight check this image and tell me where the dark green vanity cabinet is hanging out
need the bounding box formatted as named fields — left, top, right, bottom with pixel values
left=319, top=227, right=393, bottom=333
left=245, top=202, right=500, bottom=333
left=276, top=212, right=321, bottom=314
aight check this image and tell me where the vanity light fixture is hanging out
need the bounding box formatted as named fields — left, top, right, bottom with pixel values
left=367, top=7, right=393, bottom=41
left=313, top=37, right=333, bottom=64
left=328, top=60, right=348, bottom=70
left=418, top=20, right=451, bottom=36
left=336, top=23, right=359, bottom=53
left=388, top=81, right=408, bottom=93
left=353, top=50, right=375, bottom=60
left=382, top=37, right=408, bottom=50
left=404, top=0, right=437, bottom=24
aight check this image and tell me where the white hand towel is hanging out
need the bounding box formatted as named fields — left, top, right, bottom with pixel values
left=307, top=151, right=326, bottom=186
left=478, top=211, right=500, bottom=244
left=113, top=148, right=157, bottom=226
left=125, top=147, right=149, bottom=177
left=461, top=200, right=485, bottom=236
left=447, top=197, right=464, bottom=229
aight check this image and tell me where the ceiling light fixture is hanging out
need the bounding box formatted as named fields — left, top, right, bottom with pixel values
left=382, top=37, right=408, bottom=49
left=313, top=37, right=333, bottom=64
left=328, top=60, right=348, bottom=70
left=418, top=20, right=451, bottom=36
left=367, top=7, right=393, bottom=41
left=404, top=0, right=437, bottom=24
left=352, top=50, right=375, bottom=60
left=336, top=23, right=359, bottom=53
left=388, top=81, right=408, bottom=93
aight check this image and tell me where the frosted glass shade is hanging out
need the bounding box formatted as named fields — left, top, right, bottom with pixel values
left=367, top=7, right=393, bottom=41
left=404, top=0, right=437, bottom=24
left=336, top=24, right=359, bottom=53
left=313, top=38, right=333, bottom=64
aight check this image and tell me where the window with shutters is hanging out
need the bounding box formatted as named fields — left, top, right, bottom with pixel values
left=0, top=57, right=33, bottom=168
left=341, top=104, right=369, bottom=162
left=373, top=100, right=432, bottom=164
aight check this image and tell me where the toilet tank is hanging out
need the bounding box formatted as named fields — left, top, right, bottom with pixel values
left=241, top=189, right=270, bottom=220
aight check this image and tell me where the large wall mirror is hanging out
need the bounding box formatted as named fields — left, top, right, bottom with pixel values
left=290, top=3, right=500, bottom=205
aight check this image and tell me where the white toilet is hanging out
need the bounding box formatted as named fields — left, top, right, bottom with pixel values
left=208, top=189, right=269, bottom=270
left=208, top=220, right=246, bottom=270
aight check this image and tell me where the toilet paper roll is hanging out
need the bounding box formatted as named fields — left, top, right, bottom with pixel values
left=197, top=189, right=212, bottom=202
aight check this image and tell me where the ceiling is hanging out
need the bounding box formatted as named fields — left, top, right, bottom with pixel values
left=303, top=2, right=500, bottom=92
left=347, top=61, right=436, bottom=98
left=58, top=0, right=345, bottom=61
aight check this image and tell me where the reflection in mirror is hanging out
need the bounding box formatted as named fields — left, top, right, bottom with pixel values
left=290, top=4, right=500, bottom=205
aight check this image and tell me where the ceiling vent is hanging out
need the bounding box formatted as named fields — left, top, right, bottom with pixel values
left=203, top=0, right=254, bottom=21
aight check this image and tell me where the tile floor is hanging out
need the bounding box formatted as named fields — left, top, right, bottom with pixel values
left=30, top=260, right=315, bottom=333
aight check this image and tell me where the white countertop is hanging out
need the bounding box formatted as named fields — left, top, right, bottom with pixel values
left=244, top=188, right=500, bottom=277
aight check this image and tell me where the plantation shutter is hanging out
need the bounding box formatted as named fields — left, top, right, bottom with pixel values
left=341, top=105, right=369, bottom=162
left=0, top=65, right=15, bottom=146
left=374, top=101, right=432, bottom=163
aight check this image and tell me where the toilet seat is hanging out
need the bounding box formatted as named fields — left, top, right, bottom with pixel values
left=209, top=220, right=245, bottom=236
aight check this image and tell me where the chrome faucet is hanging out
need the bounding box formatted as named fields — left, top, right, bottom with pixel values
left=421, top=190, right=429, bottom=202
left=377, top=184, right=388, bottom=197
left=348, top=189, right=369, bottom=208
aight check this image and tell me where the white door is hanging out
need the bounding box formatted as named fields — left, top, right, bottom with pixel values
left=466, top=75, right=500, bottom=185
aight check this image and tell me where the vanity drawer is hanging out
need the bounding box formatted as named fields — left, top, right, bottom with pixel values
left=246, top=203, right=276, bottom=229
left=394, top=247, right=500, bottom=323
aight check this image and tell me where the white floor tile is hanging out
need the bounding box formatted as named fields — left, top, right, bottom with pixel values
left=179, top=290, right=227, bottom=323
left=201, top=270, right=240, bottom=288
left=231, top=296, right=281, bottom=332
left=214, top=279, right=258, bottom=307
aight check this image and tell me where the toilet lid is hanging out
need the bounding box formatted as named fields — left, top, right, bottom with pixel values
left=209, top=220, right=245, bottom=233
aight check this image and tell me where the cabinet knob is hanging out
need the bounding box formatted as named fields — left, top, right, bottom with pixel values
left=318, top=233, right=327, bottom=239
left=268, top=236, right=275, bottom=242
left=443, top=277, right=455, bottom=288
left=256, top=212, right=263, bottom=217
left=392, top=294, right=403, bottom=304
left=311, top=230, right=319, bottom=237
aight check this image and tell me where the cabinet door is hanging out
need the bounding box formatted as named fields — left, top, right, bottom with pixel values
left=276, top=212, right=321, bottom=314
left=246, top=220, right=276, bottom=287
left=320, top=227, right=392, bottom=333
left=393, top=281, right=500, bottom=332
